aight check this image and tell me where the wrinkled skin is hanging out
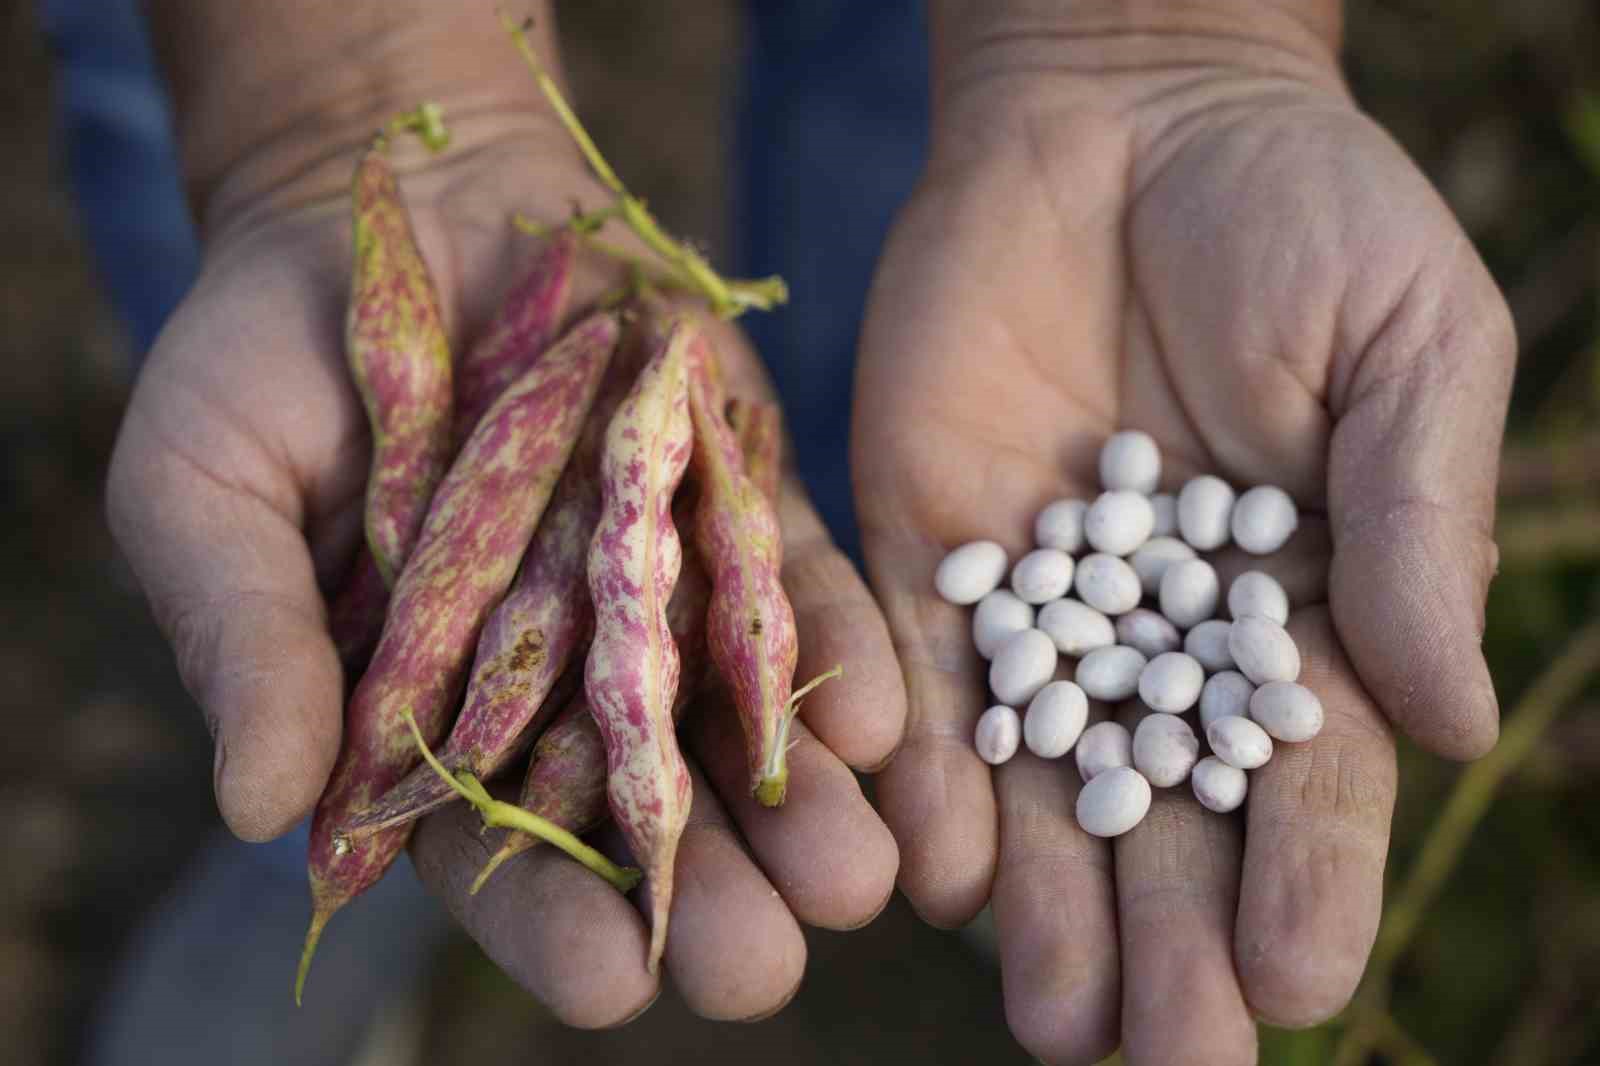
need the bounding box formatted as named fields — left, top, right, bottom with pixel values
left=106, top=118, right=907, bottom=1026
left=855, top=43, right=1514, bottom=1066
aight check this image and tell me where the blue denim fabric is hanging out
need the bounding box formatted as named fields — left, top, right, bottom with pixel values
left=737, top=0, right=929, bottom=565
left=39, top=0, right=199, bottom=354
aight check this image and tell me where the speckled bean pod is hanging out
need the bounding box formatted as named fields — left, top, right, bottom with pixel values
left=687, top=333, right=801, bottom=808
left=330, top=230, right=577, bottom=674
left=584, top=318, right=697, bottom=972
left=344, top=145, right=454, bottom=587
left=339, top=312, right=648, bottom=839
left=297, top=311, right=619, bottom=1001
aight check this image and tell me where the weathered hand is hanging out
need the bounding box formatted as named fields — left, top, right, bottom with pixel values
left=107, top=118, right=903, bottom=1026
left=854, top=17, right=1513, bottom=1064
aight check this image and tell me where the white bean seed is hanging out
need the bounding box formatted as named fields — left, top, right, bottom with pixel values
left=989, top=629, right=1059, bottom=706
left=1249, top=681, right=1325, bottom=742
left=1010, top=548, right=1075, bottom=605
left=935, top=540, right=1008, bottom=605
left=1130, top=536, right=1196, bottom=597
left=1206, top=715, right=1274, bottom=770
left=1076, top=721, right=1133, bottom=782
left=1231, top=485, right=1298, bottom=555
left=975, top=705, right=1022, bottom=765
left=1035, top=499, right=1088, bottom=554
left=1116, top=608, right=1182, bottom=659
left=1191, top=756, right=1248, bottom=813
left=1198, top=670, right=1255, bottom=730
left=1228, top=615, right=1301, bottom=684
left=1085, top=490, right=1155, bottom=556
left=1076, top=766, right=1152, bottom=837
left=1227, top=570, right=1289, bottom=625
left=1037, top=598, right=1116, bottom=657
left=1177, top=475, right=1236, bottom=551
left=972, top=590, right=1035, bottom=660
left=1133, top=714, right=1200, bottom=787
left=1099, top=430, right=1162, bottom=494
left=1024, top=681, right=1089, bottom=759
left=1073, top=553, right=1142, bottom=616
left=1184, top=619, right=1236, bottom=673
left=1159, top=558, right=1220, bottom=629
left=1149, top=493, right=1177, bottom=537
left=1075, top=645, right=1148, bottom=702
left=1138, top=651, right=1205, bottom=713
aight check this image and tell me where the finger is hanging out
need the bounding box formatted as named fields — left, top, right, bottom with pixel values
left=777, top=471, right=908, bottom=771
left=992, top=750, right=1121, bottom=1065
left=409, top=799, right=658, bottom=1029
left=685, top=693, right=899, bottom=930
left=661, top=761, right=808, bottom=1021
left=1114, top=704, right=1257, bottom=1066
left=1235, top=608, right=1397, bottom=1027
left=106, top=383, right=342, bottom=842
left=1328, top=245, right=1515, bottom=759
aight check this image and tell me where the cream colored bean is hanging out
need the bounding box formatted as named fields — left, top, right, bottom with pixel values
left=1191, top=756, right=1248, bottom=813
left=990, top=628, right=1059, bottom=707
left=1130, top=536, right=1196, bottom=597
left=1206, top=715, right=1274, bottom=770
left=1075, top=645, right=1148, bottom=702
left=935, top=540, right=1008, bottom=605
left=1177, top=475, right=1236, bottom=551
left=1138, top=651, right=1205, bottom=713
left=1037, top=597, right=1115, bottom=657
left=1231, top=485, right=1298, bottom=555
left=1228, top=614, right=1301, bottom=684
left=1184, top=619, right=1236, bottom=673
left=1074, top=553, right=1142, bottom=616
left=1024, top=681, right=1089, bottom=759
left=1034, top=498, right=1088, bottom=554
left=1150, top=493, right=1177, bottom=537
left=1198, top=670, right=1255, bottom=730
left=1159, top=558, right=1220, bottom=629
left=1133, top=713, right=1199, bottom=787
left=1076, top=720, right=1133, bottom=782
left=1116, top=608, right=1181, bottom=659
left=1076, top=766, right=1153, bottom=837
left=1085, top=490, right=1155, bottom=556
left=1011, top=548, right=1075, bottom=605
left=972, top=590, right=1035, bottom=660
left=975, top=704, right=1022, bottom=765
left=1099, top=430, right=1162, bottom=494
left=1250, top=680, right=1325, bottom=742
left=1227, top=570, right=1289, bottom=625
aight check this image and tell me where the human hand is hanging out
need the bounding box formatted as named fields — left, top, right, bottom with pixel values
left=854, top=5, right=1513, bottom=1062
left=108, top=24, right=904, bottom=1025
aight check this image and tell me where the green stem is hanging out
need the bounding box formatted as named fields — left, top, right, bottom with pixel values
left=1332, top=620, right=1600, bottom=1066
left=380, top=101, right=451, bottom=153
left=756, top=665, right=844, bottom=807
left=499, top=13, right=786, bottom=318
left=402, top=710, right=641, bottom=893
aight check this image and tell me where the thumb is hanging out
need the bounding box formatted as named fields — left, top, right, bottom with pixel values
left=107, top=385, right=344, bottom=841
left=1328, top=233, right=1516, bottom=761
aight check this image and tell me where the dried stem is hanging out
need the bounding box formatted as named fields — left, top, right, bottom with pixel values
left=1332, top=620, right=1600, bottom=1065
left=402, top=710, right=641, bottom=893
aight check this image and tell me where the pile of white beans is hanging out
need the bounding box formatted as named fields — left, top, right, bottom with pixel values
left=934, top=430, right=1324, bottom=838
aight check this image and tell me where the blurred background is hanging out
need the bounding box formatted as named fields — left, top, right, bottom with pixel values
left=2, top=1, right=1597, bottom=1064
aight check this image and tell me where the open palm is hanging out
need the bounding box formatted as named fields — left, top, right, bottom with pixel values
left=855, top=69, right=1512, bottom=1064
left=108, top=126, right=905, bottom=1026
